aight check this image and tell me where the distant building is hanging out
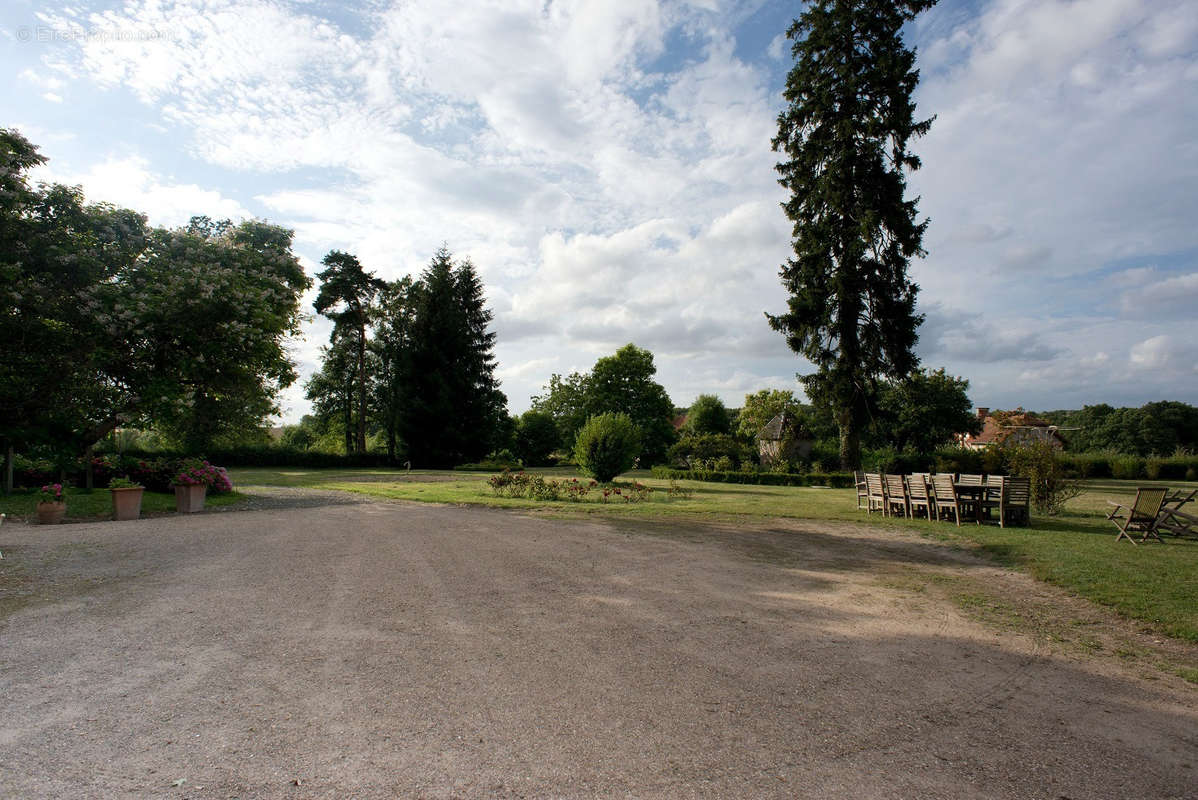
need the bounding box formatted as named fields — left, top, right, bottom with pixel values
left=758, top=412, right=813, bottom=466
left=958, top=407, right=1065, bottom=451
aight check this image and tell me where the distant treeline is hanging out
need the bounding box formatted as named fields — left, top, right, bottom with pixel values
left=1039, top=402, right=1198, bottom=456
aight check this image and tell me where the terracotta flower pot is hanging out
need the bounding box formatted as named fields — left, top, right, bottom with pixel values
left=111, top=487, right=145, bottom=521
left=174, top=484, right=207, bottom=513
left=36, top=501, right=66, bottom=525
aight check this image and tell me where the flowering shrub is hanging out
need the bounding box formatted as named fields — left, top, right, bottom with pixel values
left=38, top=483, right=66, bottom=504
left=172, top=459, right=233, bottom=493
left=488, top=471, right=659, bottom=504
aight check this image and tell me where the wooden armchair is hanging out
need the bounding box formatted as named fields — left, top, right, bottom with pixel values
left=905, top=474, right=932, bottom=519
left=931, top=474, right=962, bottom=526
left=1000, top=477, right=1031, bottom=527
left=885, top=474, right=909, bottom=517
left=1106, top=488, right=1168, bottom=544
left=865, top=473, right=887, bottom=515
left=855, top=470, right=868, bottom=510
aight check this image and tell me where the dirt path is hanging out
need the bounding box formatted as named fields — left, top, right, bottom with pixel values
left=0, top=497, right=1194, bottom=798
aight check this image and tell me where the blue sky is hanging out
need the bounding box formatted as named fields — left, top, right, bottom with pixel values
left=4, top=0, right=1196, bottom=422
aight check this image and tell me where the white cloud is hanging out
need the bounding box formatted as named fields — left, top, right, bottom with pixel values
left=17, top=0, right=1198, bottom=419
left=31, top=155, right=250, bottom=228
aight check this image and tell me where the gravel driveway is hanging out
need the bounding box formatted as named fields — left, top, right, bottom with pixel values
left=1, top=496, right=1195, bottom=798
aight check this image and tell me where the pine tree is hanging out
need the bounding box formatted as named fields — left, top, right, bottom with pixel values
left=769, top=0, right=935, bottom=470
left=314, top=250, right=384, bottom=454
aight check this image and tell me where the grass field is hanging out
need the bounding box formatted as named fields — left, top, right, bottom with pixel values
left=0, top=487, right=243, bottom=522
left=225, top=466, right=1198, bottom=643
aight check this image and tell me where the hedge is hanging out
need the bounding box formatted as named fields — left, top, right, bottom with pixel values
left=651, top=466, right=856, bottom=488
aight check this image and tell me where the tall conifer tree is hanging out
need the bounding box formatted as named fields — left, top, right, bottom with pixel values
left=769, top=0, right=935, bottom=469
left=314, top=250, right=384, bottom=454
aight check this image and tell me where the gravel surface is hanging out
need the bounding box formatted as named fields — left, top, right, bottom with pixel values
left=0, top=498, right=1195, bottom=798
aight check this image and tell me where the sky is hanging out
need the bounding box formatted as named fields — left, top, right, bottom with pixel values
left=3, top=0, right=1196, bottom=423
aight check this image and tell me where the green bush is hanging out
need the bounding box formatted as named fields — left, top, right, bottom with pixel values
left=1003, top=440, right=1081, bottom=515
left=574, top=413, right=641, bottom=482
left=1111, top=455, right=1145, bottom=480
left=668, top=433, right=753, bottom=468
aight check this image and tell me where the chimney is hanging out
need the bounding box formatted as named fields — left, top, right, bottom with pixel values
left=976, top=407, right=989, bottom=420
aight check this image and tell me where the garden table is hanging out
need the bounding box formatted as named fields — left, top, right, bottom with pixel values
left=953, top=483, right=987, bottom=524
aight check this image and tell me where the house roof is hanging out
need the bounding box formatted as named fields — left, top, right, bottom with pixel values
left=968, top=413, right=1063, bottom=445
left=759, top=412, right=787, bottom=441
left=671, top=414, right=688, bottom=431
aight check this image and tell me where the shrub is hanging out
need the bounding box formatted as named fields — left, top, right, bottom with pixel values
left=649, top=466, right=856, bottom=488
left=1002, top=440, right=1081, bottom=515
left=1111, top=456, right=1145, bottom=480
left=574, top=413, right=641, bottom=483
left=668, top=433, right=752, bottom=468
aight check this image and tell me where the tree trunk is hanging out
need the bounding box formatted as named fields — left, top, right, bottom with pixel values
left=343, top=382, right=354, bottom=456
left=85, top=444, right=94, bottom=491
left=357, top=326, right=368, bottom=454
left=837, top=410, right=861, bottom=472
left=3, top=441, right=12, bottom=496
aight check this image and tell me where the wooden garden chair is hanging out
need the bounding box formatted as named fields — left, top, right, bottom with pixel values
left=931, top=474, right=963, bottom=526
left=885, top=474, right=909, bottom=517
left=905, top=474, right=932, bottom=519
left=865, top=473, right=887, bottom=515
left=957, top=473, right=984, bottom=486
left=855, top=470, right=868, bottom=510
left=1106, top=488, right=1168, bottom=545
left=1156, top=489, right=1197, bottom=537
left=980, top=475, right=1004, bottom=523
left=1000, top=476, right=1031, bottom=527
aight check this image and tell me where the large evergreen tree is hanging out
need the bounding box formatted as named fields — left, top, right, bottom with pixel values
left=769, top=0, right=935, bottom=469
left=400, top=247, right=507, bottom=467
left=314, top=250, right=384, bottom=454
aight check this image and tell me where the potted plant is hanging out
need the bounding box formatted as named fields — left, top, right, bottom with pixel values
left=36, top=483, right=67, bottom=525
left=172, top=460, right=213, bottom=513
left=109, top=477, right=145, bottom=521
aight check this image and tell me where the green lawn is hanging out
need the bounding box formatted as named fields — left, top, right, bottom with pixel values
left=0, top=487, right=243, bottom=521
left=228, top=466, right=1198, bottom=643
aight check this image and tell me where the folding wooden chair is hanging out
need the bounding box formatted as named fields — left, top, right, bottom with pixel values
left=865, top=473, right=887, bottom=515
left=1106, top=488, right=1168, bottom=545
left=905, top=474, right=932, bottom=519
left=931, top=474, right=962, bottom=526
left=885, top=474, right=909, bottom=517
left=1156, top=489, right=1197, bottom=537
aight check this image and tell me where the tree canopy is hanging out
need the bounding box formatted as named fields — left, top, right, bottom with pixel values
left=1, top=129, right=309, bottom=472
left=769, top=0, right=936, bottom=469
left=686, top=395, right=731, bottom=436
left=531, top=344, right=677, bottom=466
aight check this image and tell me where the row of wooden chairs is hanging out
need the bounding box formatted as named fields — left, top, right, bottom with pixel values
left=855, top=472, right=1031, bottom=527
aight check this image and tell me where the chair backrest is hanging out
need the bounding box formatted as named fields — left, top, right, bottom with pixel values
left=932, top=474, right=957, bottom=501
left=958, top=474, right=984, bottom=486
left=1167, top=488, right=1197, bottom=507
left=1130, top=488, right=1168, bottom=521
left=984, top=474, right=1004, bottom=499
left=866, top=473, right=885, bottom=496
left=1005, top=477, right=1031, bottom=506
left=885, top=474, right=906, bottom=498
left=906, top=474, right=929, bottom=500
left=854, top=470, right=866, bottom=487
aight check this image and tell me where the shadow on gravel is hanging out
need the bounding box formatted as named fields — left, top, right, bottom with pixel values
left=608, top=516, right=983, bottom=576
